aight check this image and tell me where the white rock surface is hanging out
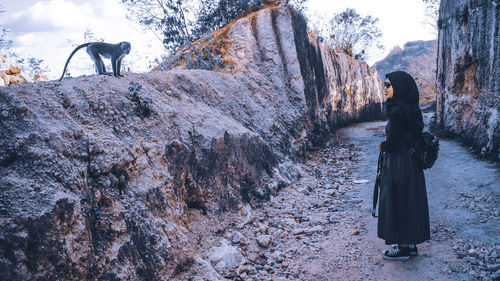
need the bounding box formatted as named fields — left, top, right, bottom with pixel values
left=209, top=239, right=246, bottom=277
left=436, top=0, right=499, bottom=159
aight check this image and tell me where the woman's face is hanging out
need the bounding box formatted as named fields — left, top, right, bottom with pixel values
left=384, top=80, right=394, bottom=99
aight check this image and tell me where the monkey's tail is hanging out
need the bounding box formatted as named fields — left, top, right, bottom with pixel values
left=58, top=43, right=92, bottom=82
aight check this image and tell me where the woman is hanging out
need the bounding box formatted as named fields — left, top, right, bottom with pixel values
left=378, top=71, right=430, bottom=260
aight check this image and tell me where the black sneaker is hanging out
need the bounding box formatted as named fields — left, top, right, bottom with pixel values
left=381, top=245, right=411, bottom=260
left=409, top=244, right=418, bottom=256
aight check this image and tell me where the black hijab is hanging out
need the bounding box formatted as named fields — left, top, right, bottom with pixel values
left=385, top=71, right=424, bottom=133
left=386, top=71, right=420, bottom=104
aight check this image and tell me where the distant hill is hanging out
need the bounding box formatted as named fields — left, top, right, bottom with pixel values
left=374, top=40, right=437, bottom=105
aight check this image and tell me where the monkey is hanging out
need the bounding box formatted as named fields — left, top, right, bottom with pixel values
left=59, top=41, right=131, bottom=81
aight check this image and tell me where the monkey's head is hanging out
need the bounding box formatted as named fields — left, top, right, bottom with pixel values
left=119, top=42, right=131, bottom=54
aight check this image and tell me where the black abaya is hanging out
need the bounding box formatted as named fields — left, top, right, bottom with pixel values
left=377, top=71, right=430, bottom=245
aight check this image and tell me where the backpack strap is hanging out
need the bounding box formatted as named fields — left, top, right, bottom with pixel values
left=403, top=130, right=419, bottom=154
left=372, top=150, right=383, bottom=217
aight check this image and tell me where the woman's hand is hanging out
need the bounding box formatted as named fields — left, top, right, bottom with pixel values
left=379, top=142, right=386, bottom=151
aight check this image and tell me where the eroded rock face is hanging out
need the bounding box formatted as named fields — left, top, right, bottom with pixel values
left=436, top=0, right=499, bottom=159
left=0, top=5, right=383, bottom=280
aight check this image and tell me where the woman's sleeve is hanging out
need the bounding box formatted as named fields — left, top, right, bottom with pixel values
left=381, top=107, right=405, bottom=152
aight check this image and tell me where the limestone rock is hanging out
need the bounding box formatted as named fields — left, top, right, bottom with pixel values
left=435, top=0, right=499, bottom=159
left=0, top=54, right=29, bottom=86
left=256, top=234, right=272, bottom=248
left=189, top=255, right=228, bottom=281
left=34, top=74, right=49, bottom=82
left=6, top=65, right=21, bottom=75
left=0, top=5, right=384, bottom=281
left=209, top=239, right=246, bottom=277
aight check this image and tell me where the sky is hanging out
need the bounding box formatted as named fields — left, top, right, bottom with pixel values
left=305, top=0, right=437, bottom=62
left=0, top=0, right=437, bottom=80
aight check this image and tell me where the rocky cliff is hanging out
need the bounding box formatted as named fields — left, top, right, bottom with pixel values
left=374, top=40, right=438, bottom=106
left=0, top=5, right=383, bottom=280
left=436, top=0, right=499, bottom=159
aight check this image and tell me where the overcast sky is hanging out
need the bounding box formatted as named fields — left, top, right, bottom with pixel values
left=0, top=0, right=436, bottom=80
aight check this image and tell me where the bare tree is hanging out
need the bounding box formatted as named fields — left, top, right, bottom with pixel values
left=121, top=0, right=196, bottom=55
left=283, top=0, right=308, bottom=12
left=83, top=29, right=104, bottom=43
left=15, top=57, right=49, bottom=80
left=0, top=6, right=13, bottom=53
left=422, top=0, right=440, bottom=32
left=194, top=0, right=264, bottom=38
left=327, top=8, right=383, bottom=60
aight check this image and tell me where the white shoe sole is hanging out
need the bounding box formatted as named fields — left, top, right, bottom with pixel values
left=381, top=251, right=411, bottom=260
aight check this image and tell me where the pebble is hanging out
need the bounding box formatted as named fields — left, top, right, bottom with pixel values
left=469, top=257, right=479, bottom=265
left=293, top=212, right=303, bottom=218
left=184, top=131, right=500, bottom=280
left=491, top=270, right=500, bottom=279
left=328, top=216, right=339, bottom=224
left=353, top=179, right=369, bottom=184
left=256, top=235, right=272, bottom=248
left=311, top=203, right=321, bottom=209
left=328, top=206, right=339, bottom=212
left=487, top=264, right=500, bottom=271
left=258, top=223, right=269, bottom=233
left=232, top=235, right=241, bottom=244
left=491, top=251, right=498, bottom=259
left=468, top=248, right=477, bottom=257
left=293, top=229, right=306, bottom=235
left=271, top=251, right=285, bottom=264
left=293, top=213, right=304, bottom=222
left=238, top=265, right=249, bottom=274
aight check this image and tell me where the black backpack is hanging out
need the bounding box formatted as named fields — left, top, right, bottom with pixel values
left=409, top=132, right=439, bottom=169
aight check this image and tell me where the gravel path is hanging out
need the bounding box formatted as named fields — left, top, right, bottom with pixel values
left=179, top=117, right=500, bottom=281
left=336, top=119, right=500, bottom=281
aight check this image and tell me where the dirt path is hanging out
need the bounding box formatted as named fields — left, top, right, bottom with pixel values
left=180, top=117, right=500, bottom=281
left=335, top=119, right=499, bottom=281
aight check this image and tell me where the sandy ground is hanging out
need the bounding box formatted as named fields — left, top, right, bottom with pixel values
left=181, top=117, right=499, bottom=281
